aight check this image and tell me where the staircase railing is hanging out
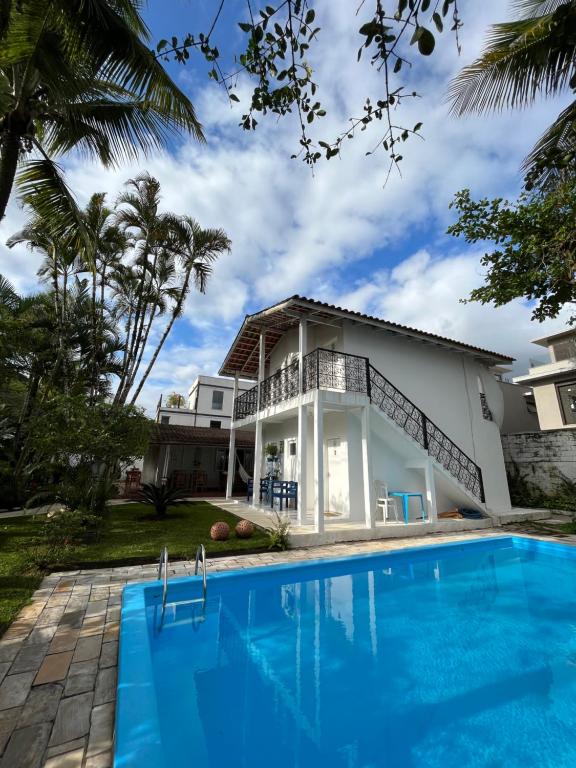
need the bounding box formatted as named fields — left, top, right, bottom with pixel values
left=368, top=365, right=484, bottom=502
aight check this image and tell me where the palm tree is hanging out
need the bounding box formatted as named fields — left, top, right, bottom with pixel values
left=0, top=0, right=204, bottom=226
left=112, top=172, right=182, bottom=404
left=448, top=1, right=576, bottom=186
left=130, top=217, right=231, bottom=404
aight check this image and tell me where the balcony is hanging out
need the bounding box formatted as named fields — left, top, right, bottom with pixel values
left=233, top=348, right=370, bottom=421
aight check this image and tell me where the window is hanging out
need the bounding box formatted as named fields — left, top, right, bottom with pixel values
left=210, top=420, right=222, bottom=429
left=211, top=390, right=224, bottom=410
left=552, top=338, right=576, bottom=362
left=289, top=442, right=296, bottom=456
left=557, top=382, right=576, bottom=425
left=160, top=415, right=170, bottom=424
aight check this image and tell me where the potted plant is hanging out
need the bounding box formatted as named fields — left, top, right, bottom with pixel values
left=265, top=443, right=280, bottom=478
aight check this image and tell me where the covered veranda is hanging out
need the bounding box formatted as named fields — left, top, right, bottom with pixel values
left=142, top=424, right=255, bottom=496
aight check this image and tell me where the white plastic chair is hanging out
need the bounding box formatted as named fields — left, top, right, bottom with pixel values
left=375, top=481, right=400, bottom=523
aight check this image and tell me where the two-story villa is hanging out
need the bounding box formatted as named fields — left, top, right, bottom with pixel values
left=221, top=296, right=513, bottom=535
left=514, top=329, right=576, bottom=430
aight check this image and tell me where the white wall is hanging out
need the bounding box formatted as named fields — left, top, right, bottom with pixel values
left=342, top=323, right=511, bottom=512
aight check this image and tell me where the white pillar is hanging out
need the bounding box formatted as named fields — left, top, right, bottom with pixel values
left=298, top=319, right=307, bottom=393
left=297, top=403, right=307, bottom=525
left=162, top=444, right=171, bottom=485
left=313, top=393, right=325, bottom=533
left=252, top=421, right=263, bottom=508
left=361, top=405, right=374, bottom=528
left=226, top=374, right=239, bottom=498
left=424, top=459, right=438, bottom=522
left=251, top=332, right=266, bottom=507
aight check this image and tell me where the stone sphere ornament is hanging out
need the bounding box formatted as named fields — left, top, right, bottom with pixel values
left=210, top=521, right=230, bottom=541
left=235, top=519, right=254, bottom=539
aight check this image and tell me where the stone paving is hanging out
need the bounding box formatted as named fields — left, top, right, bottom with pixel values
left=0, top=527, right=572, bottom=767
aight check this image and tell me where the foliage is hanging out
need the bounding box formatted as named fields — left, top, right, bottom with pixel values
left=166, top=392, right=186, bottom=407
left=506, top=462, right=576, bottom=512
left=0, top=0, right=203, bottom=224
left=265, top=442, right=279, bottom=457
left=44, top=510, right=105, bottom=547
left=0, top=171, right=228, bottom=513
left=267, top=510, right=291, bottom=550
left=449, top=1, right=576, bottom=189
left=447, top=182, right=576, bottom=322
left=138, top=483, right=192, bottom=517
left=156, top=0, right=462, bottom=176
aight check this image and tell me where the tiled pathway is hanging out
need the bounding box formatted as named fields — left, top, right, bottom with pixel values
left=0, top=528, right=570, bottom=767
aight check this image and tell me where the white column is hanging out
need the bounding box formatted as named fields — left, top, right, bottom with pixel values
left=298, top=319, right=307, bottom=393
left=226, top=373, right=239, bottom=498
left=258, top=331, right=266, bottom=398
left=252, top=421, right=263, bottom=508
left=162, top=444, right=171, bottom=485
left=297, top=403, right=307, bottom=525
left=313, top=392, right=325, bottom=533
left=424, top=458, right=438, bottom=522
left=361, top=405, right=374, bottom=528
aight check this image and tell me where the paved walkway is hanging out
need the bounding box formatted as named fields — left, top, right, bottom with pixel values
left=0, top=528, right=572, bottom=768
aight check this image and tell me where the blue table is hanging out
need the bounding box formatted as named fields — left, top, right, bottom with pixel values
left=389, top=492, right=427, bottom=524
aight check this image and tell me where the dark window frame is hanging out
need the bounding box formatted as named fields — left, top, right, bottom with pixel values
left=209, top=420, right=222, bottom=429
left=556, top=381, right=576, bottom=425
left=211, top=390, right=224, bottom=410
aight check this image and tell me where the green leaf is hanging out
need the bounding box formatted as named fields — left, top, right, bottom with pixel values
left=229, top=93, right=240, bottom=102
left=238, top=22, right=252, bottom=32
left=417, top=28, right=435, bottom=56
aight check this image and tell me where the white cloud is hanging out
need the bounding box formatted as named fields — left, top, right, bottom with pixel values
left=0, top=1, right=569, bottom=413
left=335, top=248, right=573, bottom=376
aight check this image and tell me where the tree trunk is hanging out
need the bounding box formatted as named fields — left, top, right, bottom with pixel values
left=130, top=269, right=192, bottom=405
left=0, top=131, right=20, bottom=221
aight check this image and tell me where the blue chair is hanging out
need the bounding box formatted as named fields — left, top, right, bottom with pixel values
left=388, top=492, right=427, bottom=524
left=247, top=477, right=272, bottom=504
left=270, top=480, right=298, bottom=511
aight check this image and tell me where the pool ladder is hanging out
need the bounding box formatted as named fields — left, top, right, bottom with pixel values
left=158, top=544, right=208, bottom=625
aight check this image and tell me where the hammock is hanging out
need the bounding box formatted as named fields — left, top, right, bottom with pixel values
left=235, top=451, right=252, bottom=484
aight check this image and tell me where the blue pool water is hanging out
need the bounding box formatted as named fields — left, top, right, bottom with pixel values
left=116, top=537, right=576, bottom=768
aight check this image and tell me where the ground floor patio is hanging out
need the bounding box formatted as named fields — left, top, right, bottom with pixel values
left=0, top=525, right=573, bottom=768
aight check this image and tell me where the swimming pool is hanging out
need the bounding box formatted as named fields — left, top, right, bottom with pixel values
left=115, top=536, right=576, bottom=768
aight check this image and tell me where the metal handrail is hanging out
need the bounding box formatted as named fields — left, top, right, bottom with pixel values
left=158, top=546, right=168, bottom=620
left=194, top=544, right=207, bottom=602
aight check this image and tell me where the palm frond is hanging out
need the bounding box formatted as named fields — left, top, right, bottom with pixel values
left=523, top=98, right=576, bottom=185
left=448, top=5, right=576, bottom=115
left=16, top=147, right=91, bottom=262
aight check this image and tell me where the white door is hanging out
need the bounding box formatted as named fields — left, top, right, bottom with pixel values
left=326, top=437, right=349, bottom=518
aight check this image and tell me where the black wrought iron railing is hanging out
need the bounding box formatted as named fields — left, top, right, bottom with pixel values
left=368, top=365, right=484, bottom=501
left=260, top=359, right=300, bottom=409
left=232, top=346, right=485, bottom=501
left=303, top=347, right=369, bottom=393
left=234, top=384, right=258, bottom=420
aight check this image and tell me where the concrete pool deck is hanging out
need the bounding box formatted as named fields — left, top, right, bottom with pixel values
left=0, top=528, right=574, bottom=768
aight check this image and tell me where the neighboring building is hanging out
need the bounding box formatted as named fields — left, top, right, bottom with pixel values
left=156, top=375, right=252, bottom=429
left=221, top=295, right=514, bottom=533
left=141, top=424, right=254, bottom=494
left=490, top=367, right=539, bottom=434
left=513, top=328, right=576, bottom=430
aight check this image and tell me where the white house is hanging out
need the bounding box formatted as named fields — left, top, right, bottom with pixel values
left=221, top=295, right=513, bottom=533
left=156, top=375, right=252, bottom=428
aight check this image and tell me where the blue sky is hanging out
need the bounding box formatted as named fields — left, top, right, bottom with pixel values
left=0, top=1, right=572, bottom=413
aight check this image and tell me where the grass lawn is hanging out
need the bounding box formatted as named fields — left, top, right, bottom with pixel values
left=0, top=514, right=45, bottom=636
left=0, top=501, right=269, bottom=636
left=74, top=501, right=270, bottom=565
